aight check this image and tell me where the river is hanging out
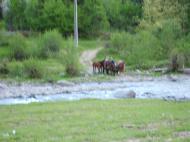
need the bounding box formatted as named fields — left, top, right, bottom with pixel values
left=0, top=74, right=189, bottom=105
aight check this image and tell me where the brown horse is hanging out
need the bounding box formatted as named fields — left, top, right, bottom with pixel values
left=92, top=62, right=102, bottom=73
left=117, top=61, right=125, bottom=73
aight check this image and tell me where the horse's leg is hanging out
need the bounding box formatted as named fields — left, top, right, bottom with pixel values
left=92, top=65, right=94, bottom=73
left=99, top=67, right=101, bottom=74
left=107, top=68, right=109, bottom=75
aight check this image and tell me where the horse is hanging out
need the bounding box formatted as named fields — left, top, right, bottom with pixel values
left=117, top=61, right=125, bottom=73
left=92, top=61, right=102, bottom=73
left=103, top=60, right=117, bottom=75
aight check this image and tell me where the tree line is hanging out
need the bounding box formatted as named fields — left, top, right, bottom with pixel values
left=0, top=0, right=190, bottom=37
left=1, top=0, right=142, bottom=37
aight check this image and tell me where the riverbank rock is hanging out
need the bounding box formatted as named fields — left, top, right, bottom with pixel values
left=57, top=80, right=74, bottom=86
left=167, top=75, right=178, bottom=82
left=114, top=90, right=136, bottom=99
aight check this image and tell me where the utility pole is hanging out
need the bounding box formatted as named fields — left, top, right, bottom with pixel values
left=74, top=0, right=78, bottom=48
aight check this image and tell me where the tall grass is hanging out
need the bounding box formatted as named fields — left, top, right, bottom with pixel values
left=23, top=58, right=44, bottom=79
left=38, top=30, right=63, bottom=58
left=7, top=61, right=24, bottom=78
left=60, top=37, right=81, bottom=76
left=9, top=33, right=29, bottom=61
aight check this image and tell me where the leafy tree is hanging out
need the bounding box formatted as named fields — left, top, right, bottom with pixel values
left=5, top=0, right=27, bottom=30
left=78, top=0, right=109, bottom=37
left=24, top=0, right=44, bottom=31
left=102, top=0, right=142, bottom=32
left=141, top=0, right=187, bottom=29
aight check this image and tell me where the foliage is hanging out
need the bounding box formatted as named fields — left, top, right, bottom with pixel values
left=78, top=0, right=109, bottom=37
left=142, top=0, right=187, bottom=28
left=4, top=0, right=27, bottom=30
left=98, top=17, right=188, bottom=70
left=3, top=0, right=143, bottom=37
left=0, top=60, right=9, bottom=75
left=176, top=34, right=190, bottom=67
left=23, top=58, right=43, bottom=79
left=38, top=30, right=63, bottom=58
left=0, top=31, right=9, bottom=46
left=7, top=61, right=24, bottom=77
left=63, top=38, right=81, bottom=76
left=9, top=33, right=29, bottom=60
left=42, top=0, right=68, bottom=34
left=99, top=31, right=164, bottom=69
left=169, top=48, right=185, bottom=72
left=152, top=20, right=182, bottom=57
left=103, top=0, right=142, bottom=32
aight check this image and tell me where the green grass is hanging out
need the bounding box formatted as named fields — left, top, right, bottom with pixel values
left=0, top=100, right=190, bottom=142
left=78, top=39, right=103, bottom=52
left=96, top=47, right=169, bottom=71
left=0, top=46, right=10, bottom=60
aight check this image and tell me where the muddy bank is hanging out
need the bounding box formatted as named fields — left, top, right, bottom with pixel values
left=0, top=74, right=190, bottom=105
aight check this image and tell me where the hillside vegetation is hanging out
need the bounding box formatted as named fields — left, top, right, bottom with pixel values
left=0, top=0, right=190, bottom=80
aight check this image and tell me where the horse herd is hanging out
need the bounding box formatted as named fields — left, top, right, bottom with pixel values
left=92, top=59, right=125, bottom=75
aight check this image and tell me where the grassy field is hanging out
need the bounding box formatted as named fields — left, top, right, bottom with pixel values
left=0, top=99, right=189, bottom=142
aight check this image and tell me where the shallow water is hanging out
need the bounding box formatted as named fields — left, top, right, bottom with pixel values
left=0, top=76, right=190, bottom=105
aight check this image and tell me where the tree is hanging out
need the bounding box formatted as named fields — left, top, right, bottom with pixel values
left=102, top=0, right=142, bottom=32
left=78, top=0, right=109, bottom=37
left=142, top=0, right=187, bottom=29
left=5, top=0, right=27, bottom=30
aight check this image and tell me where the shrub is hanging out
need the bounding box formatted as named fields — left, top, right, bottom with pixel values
left=39, top=30, right=62, bottom=58
left=155, top=20, right=182, bottom=56
left=102, top=31, right=164, bottom=69
left=7, top=61, right=24, bottom=77
left=0, top=60, right=9, bottom=75
left=109, top=32, right=127, bottom=51
left=169, top=48, right=185, bottom=72
left=0, top=31, right=9, bottom=46
left=26, top=39, right=41, bottom=58
left=62, top=38, right=81, bottom=76
left=23, top=58, right=43, bottom=79
left=176, top=34, right=190, bottom=67
left=9, top=33, right=29, bottom=60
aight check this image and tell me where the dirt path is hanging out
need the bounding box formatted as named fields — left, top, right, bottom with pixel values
left=80, top=47, right=102, bottom=74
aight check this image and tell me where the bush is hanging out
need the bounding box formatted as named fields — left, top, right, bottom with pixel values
left=7, top=59, right=47, bottom=79
left=7, top=61, right=24, bottom=77
left=39, top=30, right=62, bottom=58
left=0, top=60, right=9, bottom=75
left=101, top=31, right=164, bottom=69
left=176, top=34, right=190, bottom=67
left=23, top=58, right=43, bottom=79
left=169, top=48, right=185, bottom=72
left=0, top=31, right=9, bottom=46
left=9, top=33, right=29, bottom=60
left=61, top=38, right=81, bottom=76
left=109, top=32, right=127, bottom=51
